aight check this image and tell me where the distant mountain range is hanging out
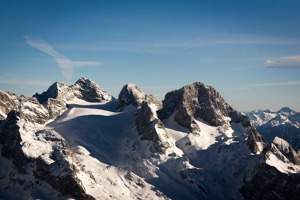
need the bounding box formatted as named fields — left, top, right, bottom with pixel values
left=0, top=77, right=299, bottom=199
left=246, top=107, right=300, bottom=152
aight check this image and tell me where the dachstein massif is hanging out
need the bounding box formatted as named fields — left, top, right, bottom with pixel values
left=0, top=77, right=299, bottom=200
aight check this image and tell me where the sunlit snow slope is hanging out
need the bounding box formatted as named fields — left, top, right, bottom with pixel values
left=45, top=99, right=167, bottom=199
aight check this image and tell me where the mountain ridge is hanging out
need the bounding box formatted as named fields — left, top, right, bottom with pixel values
left=0, top=77, right=299, bottom=199
left=246, top=107, right=300, bottom=151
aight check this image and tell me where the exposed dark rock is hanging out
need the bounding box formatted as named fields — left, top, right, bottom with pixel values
left=34, top=77, right=111, bottom=104
left=72, top=77, right=111, bottom=102
left=158, top=82, right=250, bottom=131
left=34, top=135, right=95, bottom=200
left=117, top=83, right=161, bottom=111
left=117, top=83, right=169, bottom=154
left=44, top=98, right=67, bottom=119
left=136, top=102, right=159, bottom=142
left=136, top=102, right=169, bottom=154
left=18, top=96, right=51, bottom=124
left=241, top=162, right=300, bottom=200
left=246, top=127, right=266, bottom=154
left=0, top=91, right=19, bottom=119
left=0, top=111, right=32, bottom=173
left=230, top=111, right=251, bottom=127
left=34, top=82, right=74, bottom=104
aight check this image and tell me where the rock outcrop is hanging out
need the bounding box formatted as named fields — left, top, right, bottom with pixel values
left=117, top=83, right=160, bottom=111
left=136, top=102, right=170, bottom=154
left=158, top=82, right=250, bottom=132
left=117, top=84, right=171, bottom=155
left=241, top=163, right=300, bottom=200
left=72, top=77, right=111, bottom=102
left=34, top=77, right=112, bottom=104
left=0, top=91, right=19, bottom=120
left=241, top=137, right=300, bottom=199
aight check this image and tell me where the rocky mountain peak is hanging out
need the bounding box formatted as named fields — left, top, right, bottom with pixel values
left=158, top=82, right=250, bottom=131
left=270, top=137, right=300, bottom=165
left=34, top=78, right=111, bottom=104
left=0, top=90, right=19, bottom=119
left=277, top=107, right=296, bottom=116
left=34, top=81, right=72, bottom=104
left=72, top=77, right=112, bottom=102
left=117, top=83, right=161, bottom=111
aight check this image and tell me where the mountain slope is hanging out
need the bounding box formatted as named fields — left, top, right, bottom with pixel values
left=0, top=78, right=299, bottom=199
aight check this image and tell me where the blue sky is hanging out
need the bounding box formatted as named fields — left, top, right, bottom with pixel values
left=0, top=0, right=300, bottom=111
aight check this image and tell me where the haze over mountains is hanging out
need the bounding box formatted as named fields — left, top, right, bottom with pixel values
left=0, top=78, right=299, bottom=200
left=246, top=108, right=300, bottom=152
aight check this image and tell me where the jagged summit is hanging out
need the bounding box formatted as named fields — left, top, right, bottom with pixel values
left=34, top=81, right=72, bottom=104
left=277, top=107, right=296, bottom=115
left=271, top=137, right=300, bottom=165
left=117, top=83, right=161, bottom=111
left=72, top=77, right=112, bottom=102
left=158, top=82, right=250, bottom=132
left=0, top=90, right=19, bottom=120
left=34, top=77, right=112, bottom=104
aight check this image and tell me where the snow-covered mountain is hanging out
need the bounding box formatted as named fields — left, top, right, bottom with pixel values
left=0, top=78, right=299, bottom=199
left=246, top=108, right=300, bottom=151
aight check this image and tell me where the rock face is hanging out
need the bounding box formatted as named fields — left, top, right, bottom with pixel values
left=241, top=162, right=300, bottom=200
left=0, top=91, right=19, bottom=120
left=117, top=83, right=160, bottom=111
left=246, top=107, right=300, bottom=151
left=0, top=111, right=24, bottom=169
left=118, top=84, right=170, bottom=155
left=0, top=90, right=53, bottom=124
left=241, top=137, right=300, bottom=200
left=136, top=102, right=171, bottom=154
left=34, top=77, right=112, bottom=104
left=246, top=127, right=266, bottom=154
left=158, top=82, right=250, bottom=132
left=72, top=77, right=112, bottom=102
left=34, top=82, right=74, bottom=104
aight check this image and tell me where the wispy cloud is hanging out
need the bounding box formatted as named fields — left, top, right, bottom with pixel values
left=53, top=36, right=300, bottom=53
left=264, top=55, right=300, bottom=69
left=24, top=36, right=101, bottom=80
left=249, top=81, right=300, bottom=87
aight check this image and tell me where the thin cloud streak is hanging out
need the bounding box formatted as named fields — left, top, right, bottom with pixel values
left=53, top=36, right=300, bottom=53
left=25, top=36, right=101, bottom=80
left=264, top=55, right=300, bottom=69
left=249, top=81, right=300, bottom=87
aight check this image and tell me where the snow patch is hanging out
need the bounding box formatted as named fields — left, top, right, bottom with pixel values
left=266, top=153, right=300, bottom=174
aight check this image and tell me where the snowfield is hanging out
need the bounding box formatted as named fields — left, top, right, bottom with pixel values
left=40, top=99, right=251, bottom=199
